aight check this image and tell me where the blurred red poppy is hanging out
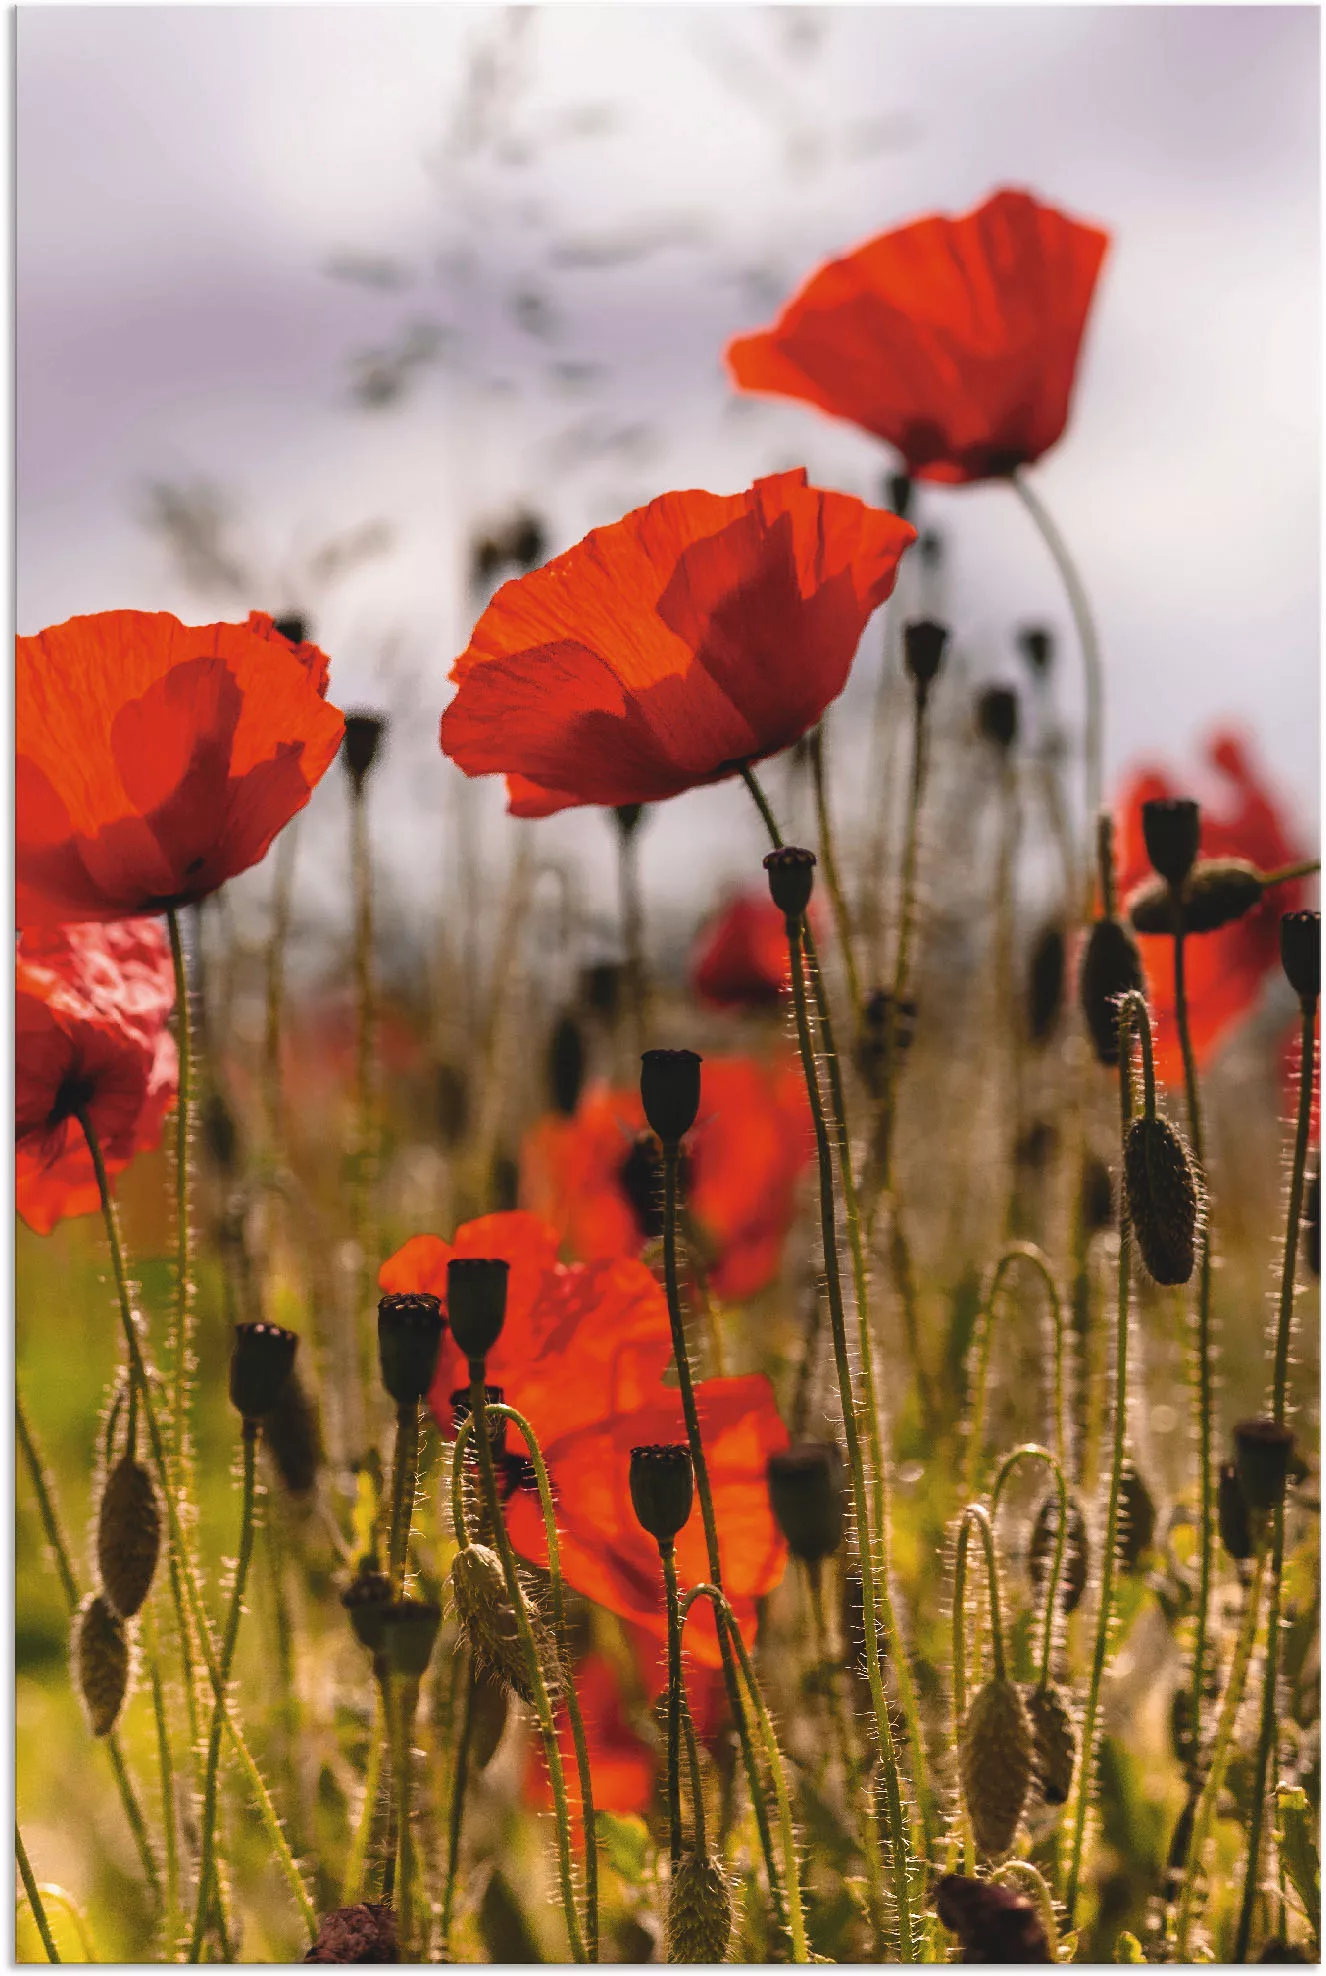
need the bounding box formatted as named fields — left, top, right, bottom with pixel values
left=17, top=610, right=344, bottom=927
left=16, top=919, right=178, bottom=1234
left=520, top=1057, right=811, bottom=1302
left=727, top=188, right=1109, bottom=485
left=691, top=890, right=812, bottom=1010
left=439, top=471, right=914, bottom=817
left=1115, top=731, right=1311, bottom=1085
left=525, top=1651, right=656, bottom=1823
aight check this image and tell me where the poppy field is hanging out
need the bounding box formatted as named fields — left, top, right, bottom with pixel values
left=15, top=175, right=1321, bottom=1968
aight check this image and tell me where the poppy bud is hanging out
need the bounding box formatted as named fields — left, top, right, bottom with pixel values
left=1281, top=910, right=1321, bottom=1008
left=449, top=1541, right=562, bottom=1707
left=97, top=1454, right=161, bottom=1620
left=667, top=1851, right=734, bottom=1963
left=1080, top=1154, right=1115, bottom=1235
left=1027, top=921, right=1066, bottom=1045
left=1233, top=1417, right=1295, bottom=1514
left=639, top=1048, right=702, bottom=1146
left=451, top=1385, right=508, bottom=1459
left=1017, top=626, right=1053, bottom=677
left=629, top=1444, right=694, bottom=1547
left=446, top=1258, right=509, bottom=1365
left=1124, top=1116, right=1200, bottom=1286
left=230, top=1321, right=299, bottom=1421
left=885, top=470, right=914, bottom=521
left=1218, top=1461, right=1255, bottom=1563
left=1141, top=797, right=1201, bottom=891
left=378, top=1599, right=442, bottom=1681
left=377, top=1292, right=443, bottom=1408
left=1028, top=1493, right=1089, bottom=1614
left=1079, top=918, right=1145, bottom=1067
left=1118, top=1462, right=1158, bottom=1569
left=303, top=1903, right=397, bottom=1965
left=580, top=961, right=623, bottom=1022
left=903, top=620, right=948, bottom=698
left=547, top=1011, right=586, bottom=1116
left=762, top=846, right=817, bottom=923
left=342, top=1561, right=394, bottom=1658
left=1306, top=1167, right=1320, bottom=1280
left=959, top=1676, right=1034, bottom=1859
left=1022, top=1682, right=1077, bottom=1806
left=1128, top=858, right=1265, bottom=936
left=934, top=1873, right=1051, bottom=1964
left=976, top=686, right=1018, bottom=752
left=263, top=1368, right=324, bottom=1499
left=75, top=1592, right=130, bottom=1738
left=341, top=712, right=386, bottom=796
left=272, top=613, right=309, bottom=647
left=766, top=1443, right=846, bottom=1564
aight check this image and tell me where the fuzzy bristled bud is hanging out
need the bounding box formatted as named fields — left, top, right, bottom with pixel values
left=341, top=1562, right=394, bottom=1659
left=377, top=1292, right=444, bottom=1407
left=1281, top=910, right=1321, bottom=1008
left=1028, top=1493, right=1089, bottom=1615
left=766, top=1443, right=846, bottom=1565
left=1124, top=1116, right=1200, bottom=1286
left=75, top=1592, right=130, bottom=1738
left=667, top=1851, right=734, bottom=1964
left=628, top=1444, right=694, bottom=1547
left=229, top=1321, right=299, bottom=1421
left=446, top=1259, right=509, bottom=1364
left=341, top=711, right=387, bottom=796
left=1022, top=1683, right=1077, bottom=1807
left=1233, top=1417, right=1295, bottom=1514
left=304, top=1903, right=398, bottom=1964
left=959, top=1676, right=1034, bottom=1859
left=547, top=1011, right=586, bottom=1116
left=378, top=1599, right=442, bottom=1682
left=1128, top=858, right=1264, bottom=935
left=762, top=846, right=817, bottom=923
left=1218, top=1461, right=1256, bottom=1563
left=1026, top=921, right=1066, bottom=1046
left=450, top=1542, right=562, bottom=1708
left=97, top=1454, right=161, bottom=1620
left=1017, top=626, right=1053, bottom=678
left=1141, top=797, right=1201, bottom=890
left=639, top=1048, right=702, bottom=1146
left=975, top=685, right=1018, bottom=753
left=903, top=619, right=948, bottom=699
left=1078, top=918, right=1145, bottom=1067
left=1118, top=1462, right=1158, bottom=1570
left=934, top=1873, right=1051, bottom=1963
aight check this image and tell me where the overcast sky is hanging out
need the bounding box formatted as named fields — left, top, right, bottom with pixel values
left=16, top=4, right=1320, bottom=947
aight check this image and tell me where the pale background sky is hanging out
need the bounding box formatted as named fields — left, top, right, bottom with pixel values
left=16, top=3, right=1321, bottom=956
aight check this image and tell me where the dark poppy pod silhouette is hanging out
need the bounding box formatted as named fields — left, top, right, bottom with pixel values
left=230, top=1321, right=299, bottom=1420
left=903, top=618, right=948, bottom=697
left=628, top=1443, right=694, bottom=1546
left=341, top=1565, right=394, bottom=1659
left=76, top=1592, right=130, bottom=1738
left=378, top=1600, right=442, bottom=1682
left=547, top=1011, right=586, bottom=1117
left=1281, top=909, right=1321, bottom=1007
left=1128, top=858, right=1266, bottom=936
left=1018, top=626, right=1054, bottom=677
left=639, top=1048, right=702, bottom=1146
left=1124, top=1116, right=1199, bottom=1285
left=450, top=1542, right=562, bottom=1708
left=446, top=1258, right=510, bottom=1363
left=1022, top=1683, right=1077, bottom=1806
left=1141, top=796, right=1201, bottom=889
left=976, top=685, right=1018, bottom=752
left=1218, top=1460, right=1256, bottom=1563
left=1080, top=1154, right=1115, bottom=1235
left=767, top=1442, right=846, bottom=1565
left=763, top=845, right=817, bottom=922
left=377, top=1292, right=444, bottom=1407
left=667, top=1851, right=734, bottom=1964
left=934, top=1873, right=1051, bottom=1964
left=340, top=710, right=386, bottom=795
left=1027, top=921, right=1067, bottom=1046
left=97, top=1454, right=161, bottom=1619
left=262, top=1368, right=324, bottom=1499
left=1233, top=1417, right=1295, bottom=1514
left=960, top=1676, right=1034, bottom=1859
left=1079, top=917, right=1145, bottom=1066
left=1117, top=1463, right=1158, bottom=1570
left=1028, top=1492, right=1089, bottom=1614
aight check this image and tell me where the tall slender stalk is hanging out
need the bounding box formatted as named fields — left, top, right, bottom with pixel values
left=1010, top=470, right=1103, bottom=852
left=387, top=1402, right=420, bottom=1594
left=17, top=1826, right=61, bottom=1963
left=340, top=1689, right=385, bottom=1908
left=661, top=1544, right=685, bottom=1867
left=987, top=1445, right=1070, bottom=1692
left=440, top=1659, right=477, bottom=1954
left=809, top=720, right=863, bottom=1033
left=166, top=909, right=194, bottom=1481
left=263, top=821, right=300, bottom=1152
left=349, top=779, right=377, bottom=1435
left=144, top=1609, right=180, bottom=1938
left=964, top=1243, right=1069, bottom=1497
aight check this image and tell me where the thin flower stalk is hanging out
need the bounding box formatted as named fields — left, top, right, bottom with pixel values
left=340, top=1691, right=385, bottom=1908
left=17, top=1825, right=61, bottom=1964
left=661, top=1545, right=685, bottom=1867
left=166, top=908, right=195, bottom=1482
left=808, top=719, right=864, bottom=1032
left=387, top=1401, right=421, bottom=1594
left=144, top=1611, right=181, bottom=1939
left=964, top=1243, right=1069, bottom=1498
left=262, top=820, right=300, bottom=1152
left=440, top=1660, right=477, bottom=1955
left=988, top=1444, right=1070, bottom=1691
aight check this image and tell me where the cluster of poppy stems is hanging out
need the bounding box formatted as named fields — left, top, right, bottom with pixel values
left=14, top=182, right=1321, bottom=1966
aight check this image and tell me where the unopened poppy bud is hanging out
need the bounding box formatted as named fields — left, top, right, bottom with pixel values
left=97, top=1454, right=161, bottom=1619
left=1079, top=917, right=1145, bottom=1066
left=1027, top=921, right=1066, bottom=1045
left=378, top=1598, right=442, bottom=1681
left=377, top=1292, right=444, bottom=1407
left=342, top=1562, right=394, bottom=1657
left=629, top=1444, right=694, bottom=1546
left=1281, top=910, right=1320, bottom=1007
left=451, top=1385, right=508, bottom=1458
left=959, top=1676, right=1033, bottom=1858
left=1022, top=1682, right=1077, bottom=1806
left=668, top=1851, right=734, bottom=1963
left=935, top=1873, right=1051, bottom=1964
left=1080, top=1154, right=1115, bottom=1235
left=1124, top=1116, right=1200, bottom=1286
left=230, top=1321, right=299, bottom=1421
left=446, top=1258, right=509, bottom=1364
left=762, top=846, right=817, bottom=922
left=548, top=1011, right=586, bottom=1116
left=885, top=470, right=914, bottom=521
left=75, top=1592, right=130, bottom=1738
left=639, top=1048, right=702, bottom=1145
left=450, top=1541, right=562, bottom=1707
left=1017, top=625, right=1053, bottom=677
left=766, top=1443, right=846, bottom=1564
left=903, top=619, right=948, bottom=697
left=1141, top=797, right=1201, bottom=890
left=272, top=613, right=309, bottom=647
left=303, top=1903, right=397, bottom=1965
left=976, top=686, right=1018, bottom=752
left=1234, top=1417, right=1295, bottom=1513
left=1218, top=1461, right=1256, bottom=1562
left=1129, top=858, right=1265, bottom=935
left=1118, top=1462, right=1158, bottom=1569
left=341, top=711, right=386, bottom=795
left=1028, top=1493, right=1089, bottom=1614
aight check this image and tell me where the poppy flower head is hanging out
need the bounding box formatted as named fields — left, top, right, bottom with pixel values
left=245, top=610, right=333, bottom=698
left=727, top=188, right=1110, bottom=484
left=439, top=470, right=915, bottom=817
left=17, top=610, right=344, bottom=927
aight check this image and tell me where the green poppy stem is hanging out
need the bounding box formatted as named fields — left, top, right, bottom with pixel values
left=964, top=1243, right=1069, bottom=1498
left=440, top=1659, right=477, bottom=1955
left=661, top=1543, right=685, bottom=1868
left=987, top=1444, right=1070, bottom=1693
left=17, top=1826, right=61, bottom=1963
left=808, top=720, right=864, bottom=1034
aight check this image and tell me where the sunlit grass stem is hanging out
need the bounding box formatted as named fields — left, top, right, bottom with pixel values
left=17, top=1825, right=61, bottom=1964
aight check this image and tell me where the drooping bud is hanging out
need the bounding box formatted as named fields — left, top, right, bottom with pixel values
left=547, top=1011, right=586, bottom=1116
left=1017, top=626, right=1053, bottom=678
left=975, top=686, right=1018, bottom=753
left=1028, top=1493, right=1089, bottom=1614
left=1218, top=1461, right=1255, bottom=1562
left=341, top=1561, right=394, bottom=1658
left=959, top=1676, right=1034, bottom=1859
left=1141, top=798, right=1201, bottom=890
left=639, top=1049, right=702, bottom=1146
left=303, top=1902, right=398, bottom=1964
left=1079, top=918, right=1145, bottom=1066
left=378, top=1599, right=442, bottom=1681
left=1117, top=1463, right=1158, bottom=1569
left=1026, top=921, right=1066, bottom=1046
left=903, top=620, right=948, bottom=699
left=766, top=1443, right=846, bottom=1565
left=1128, top=858, right=1264, bottom=934
left=97, top=1454, right=161, bottom=1619
left=446, top=1259, right=509, bottom=1364
left=1281, top=910, right=1321, bottom=1008
left=1124, top=1116, right=1200, bottom=1286
left=230, top=1322, right=299, bottom=1421
left=75, top=1592, right=130, bottom=1737
left=934, top=1874, right=1051, bottom=1964
left=341, top=712, right=387, bottom=796
left=629, top=1444, right=694, bottom=1547
left=762, top=846, right=817, bottom=923
left=377, top=1292, right=444, bottom=1407
left=667, top=1851, right=734, bottom=1964
left=1022, top=1682, right=1077, bottom=1806
left=1233, top=1417, right=1295, bottom=1513
left=450, top=1542, right=562, bottom=1707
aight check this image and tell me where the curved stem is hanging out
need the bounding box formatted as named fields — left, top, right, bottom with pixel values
left=1010, top=470, right=1103, bottom=848
left=965, top=1243, right=1069, bottom=1498
left=988, top=1444, right=1070, bottom=1691
left=809, top=721, right=863, bottom=1033
left=17, top=1826, right=61, bottom=1963
left=995, top=1861, right=1060, bottom=1959
left=1261, top=859, right=1322, bottom=888
left=661, top=1544, right=684, bottom=1867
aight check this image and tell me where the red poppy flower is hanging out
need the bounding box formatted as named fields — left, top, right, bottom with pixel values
left=727, top=188, right=1109, bottom=485
left=438, top=470, right=915, bottom=817
left=16, top=918, right=178, bottom=1234
left=520, top=1057, right=811, bottom=1302
left=525, top=1651, right=657, bottom=1823
left=17, top=610, right=344, bottom=927
left=245, top=610, right=332, bottom=697
left=1114, top=731, right=1311, bottom=1086
left=691, top=890, right=817, bottom=1011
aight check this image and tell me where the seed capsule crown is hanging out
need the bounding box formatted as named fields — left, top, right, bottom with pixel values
left=1124, top=1115, right=1199, bottom=1286
left=960, top=1676, right=1034, bottom=1859
left=97, top=1453, right=161, bottom=1619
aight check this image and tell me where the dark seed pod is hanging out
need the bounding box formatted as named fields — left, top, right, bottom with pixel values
left=886, top=470, right=914, bottom=522
left=1028, top=1493, right=1089, bottom=1614
left=1234, top=1417, right=1295, bottom=1513
left=272, top=613, right=310, bottom=648
left=934, top=1873, right=1051, bottom=1963
left=1141, top=797, right=1201, bottom=890
left=960, top=1677, right=1034, bottom=1859
left=667, top=1851, right=733, bottom=1964
left=1282, top=910, right=1321, bottom=1008
left=447, top=1259, right=509, bottom=1364
left=230, top=1321, right=299, bottom=1420
left=639, top=1049, right=702, bottom=1146
left=1117, top=1463, right=1158, bottom=1570
left=903, top=619, right=948, bottom=698
left=378, top=1599, right=442, bottom=1681
left=767, top=1443, right=846, bottom=1565
left=434, top=1060, right=470, bottom=1148
left=1124, top=1116, right=1199, bottom=1286
left=76, top=1593, right=130, bottom=1737
left=1079, top=918, right=1145, bottom=1066
left=1080, top=1154, right=1115, bottom=1235
left=304, top=1902, right=398, bottom=1963
left=1218, top=1460, right=1256, bottom=1562
left=1017, top=626, right=1054, bottom=678
left=762, top=846, right=817, bottom=923
left=976, top=686, right=1018, bottom=752
left=1129, top=858, right=1264, bottom=935
left=1022, top=1683, right=1077, bottom=1805
left=201, top=1086, right=241, bottom=1176
left=1026, top=921, right=1066, bottom=1046
left=450, top=1542, right=562, bottom=1708
left=628, top=1444, right=694, bottom=1547
left=856, top=991, right=917, bottom=1097
left=341, top=1563, right=394, bottom=1658
left=97, top=1454, right=161, bottom=1619
left=262, top=1367, right=324, bottom=1498
left=547, top=1012, right=586, bottom=1117
left=341, top=712, right=387, bottom=796
left=580, top=961, right=624, bottom=1022
left=377, top=1292, right=444, bottom=1407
